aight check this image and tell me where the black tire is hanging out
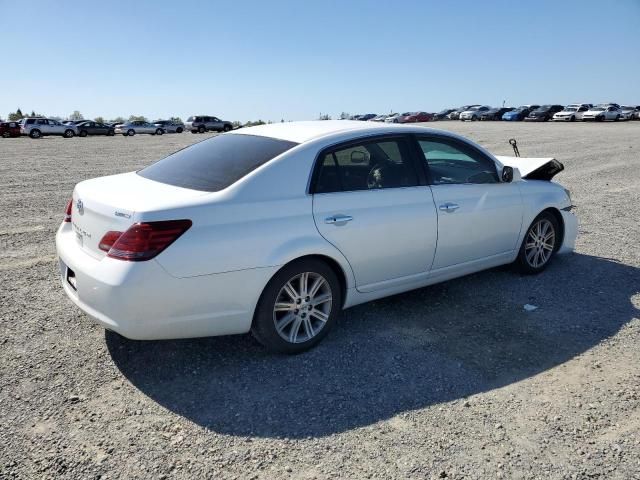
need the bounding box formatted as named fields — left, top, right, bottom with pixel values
left=2, top=132, right=9, bottom=138
left=570, top=116, right=575, bottom=122
left=515, top=211, right=560, bottom=274
left=79, top=130, right=88, bottom=137
left=198, top=125, right=205, bottom=133
left=251, top=258, right=342, bottom=354
left=176, top=127, right=183, bottom=133
left=223, top=124, right=231, bottom=132
left=155, top=129, right=163, bottom=135
left=107, top=130, right=115, bottom=136
left=127, top=129, right=135, bottom=136
left=191, top=130, right=197, bottom=134
left=30, top=129, right=42, bottom=139
left=63, top=129, right=75, bottom=138
left=614, top=115, right=620, bottom=122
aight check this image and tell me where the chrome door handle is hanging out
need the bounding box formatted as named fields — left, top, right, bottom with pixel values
left=325, top=215, right=353, bottom=225
left=439, top=203, right=460, bottom=212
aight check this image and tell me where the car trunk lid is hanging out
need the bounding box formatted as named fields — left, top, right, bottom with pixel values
left=71, top=172, right=207, bottom=258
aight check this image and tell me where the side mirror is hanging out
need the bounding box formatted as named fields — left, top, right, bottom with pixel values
left=350, top=151, right=367, bottom=164
left=502, top=166, right=514, bottom=182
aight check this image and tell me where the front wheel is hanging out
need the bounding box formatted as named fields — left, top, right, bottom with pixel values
left=515, top=212, right=560, bottom=274
left=79, top=130, right=88, bottom=137
left=223, top=124, right=231, bottom=132
left=176, top=127, right=183, bottom=133
left=251, top=259, right=341, bottom=353
left=29, top=129, right=42, bottom=139
left=63, top=129, right=75, bottom=138
left=198, top=125, right=205, bottom=133
left=127, top=129, right=135, bottom=136
left=155, top=129, right=163, bottom=135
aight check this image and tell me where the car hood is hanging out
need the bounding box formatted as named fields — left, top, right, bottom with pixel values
left=495, top=156, right=564, bottom=180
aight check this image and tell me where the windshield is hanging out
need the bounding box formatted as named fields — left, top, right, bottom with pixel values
left=138, top=134, right=299, bottom=192
left=620, top=106, right=634, bottom=110
left=536, top=105, right=552, bottom=112
left=564, top=108, right=578, bottom=112
left=590, top=107, right=605, bottom=111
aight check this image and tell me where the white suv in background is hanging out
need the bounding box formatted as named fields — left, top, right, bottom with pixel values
left=21, top=118, right=78, bottom=138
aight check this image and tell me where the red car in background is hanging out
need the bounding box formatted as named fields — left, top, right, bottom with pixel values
left=402, top=112, right=433, bottom=123
left=0, top=121, right=21, bottom=138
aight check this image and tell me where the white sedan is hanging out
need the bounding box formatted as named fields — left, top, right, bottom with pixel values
left=56, top=121, right=577, bottom=353
left=582, top=105, right=622, bottom=121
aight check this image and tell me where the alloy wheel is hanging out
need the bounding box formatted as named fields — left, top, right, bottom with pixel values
left=272, top=272, right=332, bottom=344
left=524, top=218, right=556, bottom=268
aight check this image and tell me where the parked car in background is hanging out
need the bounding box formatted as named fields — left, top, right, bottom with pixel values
left=21, top=118, right=77, bottom=138
left=432, top=108, right=456, bottom=120
left=369, top=114, right=390, bottom=122
left=154, top=120, right=185, bottom=133
left=619, top=105, right=640, bottom=120
left=0, top=121, right=21, bottom=138
left=115, top=120, right=165, bottom=136
left=502, top=105, right=540, bottom=121
left=393, top=112, right=417, bottom=123
left=524, top=105, right=564, bottom=122
left=383, top=113, right=402, bottom=123
left=480, top=107, right=513, bottom=121
left=582, top=105, right=622, bottom=122
left=460, top=106, right=491, bottom=121
left=76, top=121, right=115, bottom=137
left=360, top=114, right=378, bottom=121
left=56, top=120, right=577, bottom=353
left=448, top=105, right=479, bottom=120
left=552, top=104, right=591, bottom=122
left=185, top=116, right=233, bottom=133
left=403, top=112, right=433, bottom=123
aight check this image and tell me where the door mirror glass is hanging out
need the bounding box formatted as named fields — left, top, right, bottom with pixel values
left=502, top=166, right=514, bottom=183
left=350, top=151, right=366, bottom=164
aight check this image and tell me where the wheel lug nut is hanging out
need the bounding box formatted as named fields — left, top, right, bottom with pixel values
left=305, top=296, right=310, bottom=301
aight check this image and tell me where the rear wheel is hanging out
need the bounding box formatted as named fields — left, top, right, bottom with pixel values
left=127, top=129, right=135, bottom=136
left=614, top=115, right=620, bottom=122
left=176, top=127, right=183, bottom=133
left=155, top=128, right=163, bottom=135
left=79, top=130, right=88, bottom=137
left=30, top=129, right=42, bottom=139
left=515, top=212, right=559, bottom=274
left=223, top=124, right=231, bottom=132
left=251, top=258, right=341, bottom=353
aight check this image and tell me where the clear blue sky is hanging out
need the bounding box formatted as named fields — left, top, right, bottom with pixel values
left=2, top=0, right=639, bottom=122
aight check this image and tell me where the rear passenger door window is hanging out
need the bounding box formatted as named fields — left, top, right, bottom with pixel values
left=417, top=138, right=498, bottom=184
left=314, top=138, right=419, bottom=193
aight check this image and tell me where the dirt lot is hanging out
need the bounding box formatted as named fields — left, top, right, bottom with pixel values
left=1, top=122, right=639, bottom=479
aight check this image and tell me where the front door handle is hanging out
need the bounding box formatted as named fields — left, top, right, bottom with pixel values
left=439, top=202, right=460, bottom=212
left=325, top=215, right=353, bottom=225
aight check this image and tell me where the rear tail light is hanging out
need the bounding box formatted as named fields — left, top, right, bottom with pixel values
left=98, top=220, right=192, bottom=261
left=64, top=199, right=73, bottom=222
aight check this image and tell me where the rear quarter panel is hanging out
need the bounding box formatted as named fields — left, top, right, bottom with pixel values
left=149, top=143, right=356, bottom=288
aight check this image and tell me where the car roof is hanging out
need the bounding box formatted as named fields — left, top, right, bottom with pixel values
left=229, top=120, right=476, bottom=145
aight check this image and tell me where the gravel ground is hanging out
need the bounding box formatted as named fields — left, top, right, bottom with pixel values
left=1, top=122, right=639, bottom=480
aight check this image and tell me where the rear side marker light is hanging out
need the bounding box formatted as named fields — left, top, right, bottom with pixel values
left=64, top=199, right=73, bottom=222
left=98, top=220, right=192, bottom=261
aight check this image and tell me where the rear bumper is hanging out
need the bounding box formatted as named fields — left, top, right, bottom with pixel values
left=558, top=210, right=578, bottom=254
left=56, top=223, right=277, bottom=340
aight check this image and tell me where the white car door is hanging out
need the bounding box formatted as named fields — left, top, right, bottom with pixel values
left=312, top=135, right=438, bottom=291
left=415, top=136, right=523, bottom=270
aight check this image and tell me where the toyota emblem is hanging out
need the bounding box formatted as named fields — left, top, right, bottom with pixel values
left=76, top=199, right=84, bottom=215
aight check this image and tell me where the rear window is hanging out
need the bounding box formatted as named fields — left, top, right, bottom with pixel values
left=137, top=134, right=298, bottom=192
